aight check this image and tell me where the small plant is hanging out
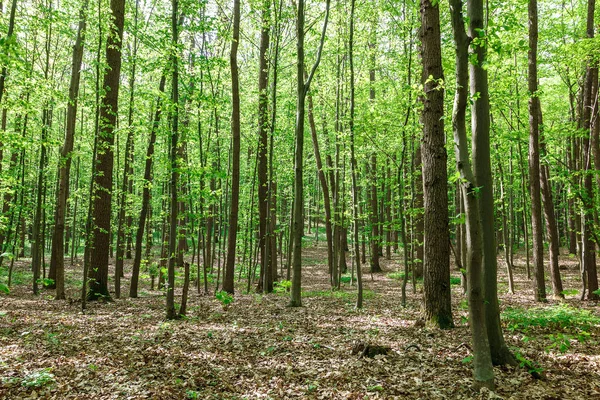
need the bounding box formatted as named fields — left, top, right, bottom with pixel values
left=593, top=288, right=600, bottom=296
left=21, top=368, right=55, bottom=388
left=186, top=390, right=200, bottom=399
left=0, top=282, right=9, bottom=294
left=514, top=351, right=544, bottom=375
left=274, top=280, right=292, bottom=294
left=215, top=290, right=234, bottom=310
left=561, top=289, right=579, bottom=296
left=503, top=304, right=600, bottom=333
left=340, top=275, right=352, bottom=284
left=45, top=332, right=60, bottom=347
left=450, top=276, right=461, bottom=285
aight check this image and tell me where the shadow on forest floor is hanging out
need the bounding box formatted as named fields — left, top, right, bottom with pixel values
left=0, top=245, right=599, bottom=399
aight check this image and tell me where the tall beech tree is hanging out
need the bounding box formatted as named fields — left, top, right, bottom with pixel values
left=166, top=0, right=180, bottom=319
left=49, top=0, right=89, bottom=300
left=468, top=0, right=516, bottom=366
left=450, top=0, right=494, bottom=389
left=289, top=0, right=330, bottom=307
left=528, top=0, right=546, bottom=302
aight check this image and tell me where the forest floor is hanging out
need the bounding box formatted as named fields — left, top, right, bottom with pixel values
left=1, top=243, right=599, bottom=399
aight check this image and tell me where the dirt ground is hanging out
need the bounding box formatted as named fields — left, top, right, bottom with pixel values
left=1, top=244, right=599, bottom=399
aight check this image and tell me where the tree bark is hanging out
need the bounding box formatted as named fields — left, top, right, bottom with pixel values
left=129, top=75, right=166, bottom=298
left=88, top=0, right=126, bottom=301
left=49, top=0, right=88, bottom=300
left=467, top=0, right=516, bottom=366
left=420, top=0, right=452, bottom=329
left=223, top=0, right=241, bottom=295
left=528, top=0, right=547, bottom=302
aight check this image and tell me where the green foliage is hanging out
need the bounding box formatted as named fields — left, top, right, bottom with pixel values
left=514, top=351, right=544, bottom=375
left=450, top=277, right=461, bottom=285
left=503, top=304, right=600, bottom=333
left=186, top=390, right=201, bottom=399
left=593, top=289, right=600, bottom=296
left=0, top=283, right=9, bottom=294
left=561, top=289, right=579, bottom=296
left=340, top=275, right=352, bottom=284
left=215, top=290, right=234, bottom=310
left=274, top=280, right=291, bottom=293
left=21, top=369, right=55, bottom=388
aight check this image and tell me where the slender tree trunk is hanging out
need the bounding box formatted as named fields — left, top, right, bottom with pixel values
left=166, top=0, right=180, bottom=319
left=290, top=0, right=330, bottom=306
left=307, top=89, right=335, bottom=287
left=467, top=0, right=516, bottom=366
left=257, top=0, right=272, bottom=293
left=49, top=0, right=88, bottom=300
left=528, top=0, right=546, bottom=302
left=222, top=0, right=241, bottom=295
left=349, top=0, right=362, bottom=308
left=129, top=75, right=166, bottom=298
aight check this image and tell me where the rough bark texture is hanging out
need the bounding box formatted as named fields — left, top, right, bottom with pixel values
left=420, top=0, right=452, bottom=329
left=88, top=0, right=126, bottom=300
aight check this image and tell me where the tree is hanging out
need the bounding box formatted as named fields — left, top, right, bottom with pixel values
left=450, top=0, right=494, bottom=388
left=87, top=0, right=126, bottom=300
left=467, top=0, right=516, bottom=366
left=420, top=0, right=452, bottom=329
left=289, top=0, right=330, bottom=307
left=222, top=0, right=241, bottom=295
left=528, top=0, right=546, bottom=302
left=166, top=0, right=180, bottom=319
left=49, top=0, right=89, bottom=300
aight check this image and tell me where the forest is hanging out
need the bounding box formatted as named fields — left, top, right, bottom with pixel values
left=0, top=0, right=599, bottom=397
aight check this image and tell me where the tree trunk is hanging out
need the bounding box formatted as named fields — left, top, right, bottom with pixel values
left=88, top=0, right=126, bottom=301
left=223, top=0, right=241, bottom=295
left=467, top=0, right=516, bottom=366
left=528, top=0, right=546, bottom=302
left=166, top=0, right=180, bottom=319
left=49, top=0, right=88, bottom=300
left=420, top=0, right=452, bottom=329
left=129, top=75, right=166, bottom=298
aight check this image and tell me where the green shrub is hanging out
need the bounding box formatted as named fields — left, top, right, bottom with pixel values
left=450, top=276, right=461, bottom=285
left=21, top=369, right=55, bottom=388
left=215, top=290, right=234, bottom=310
left=503, top=304, right=600, bottom=333
left=274, top=280, right=292, bottom=293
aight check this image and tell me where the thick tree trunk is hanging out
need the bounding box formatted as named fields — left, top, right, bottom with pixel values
left=88, top=0, right=126, bottom=301
left=420, top=0, right=452, bottom=329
